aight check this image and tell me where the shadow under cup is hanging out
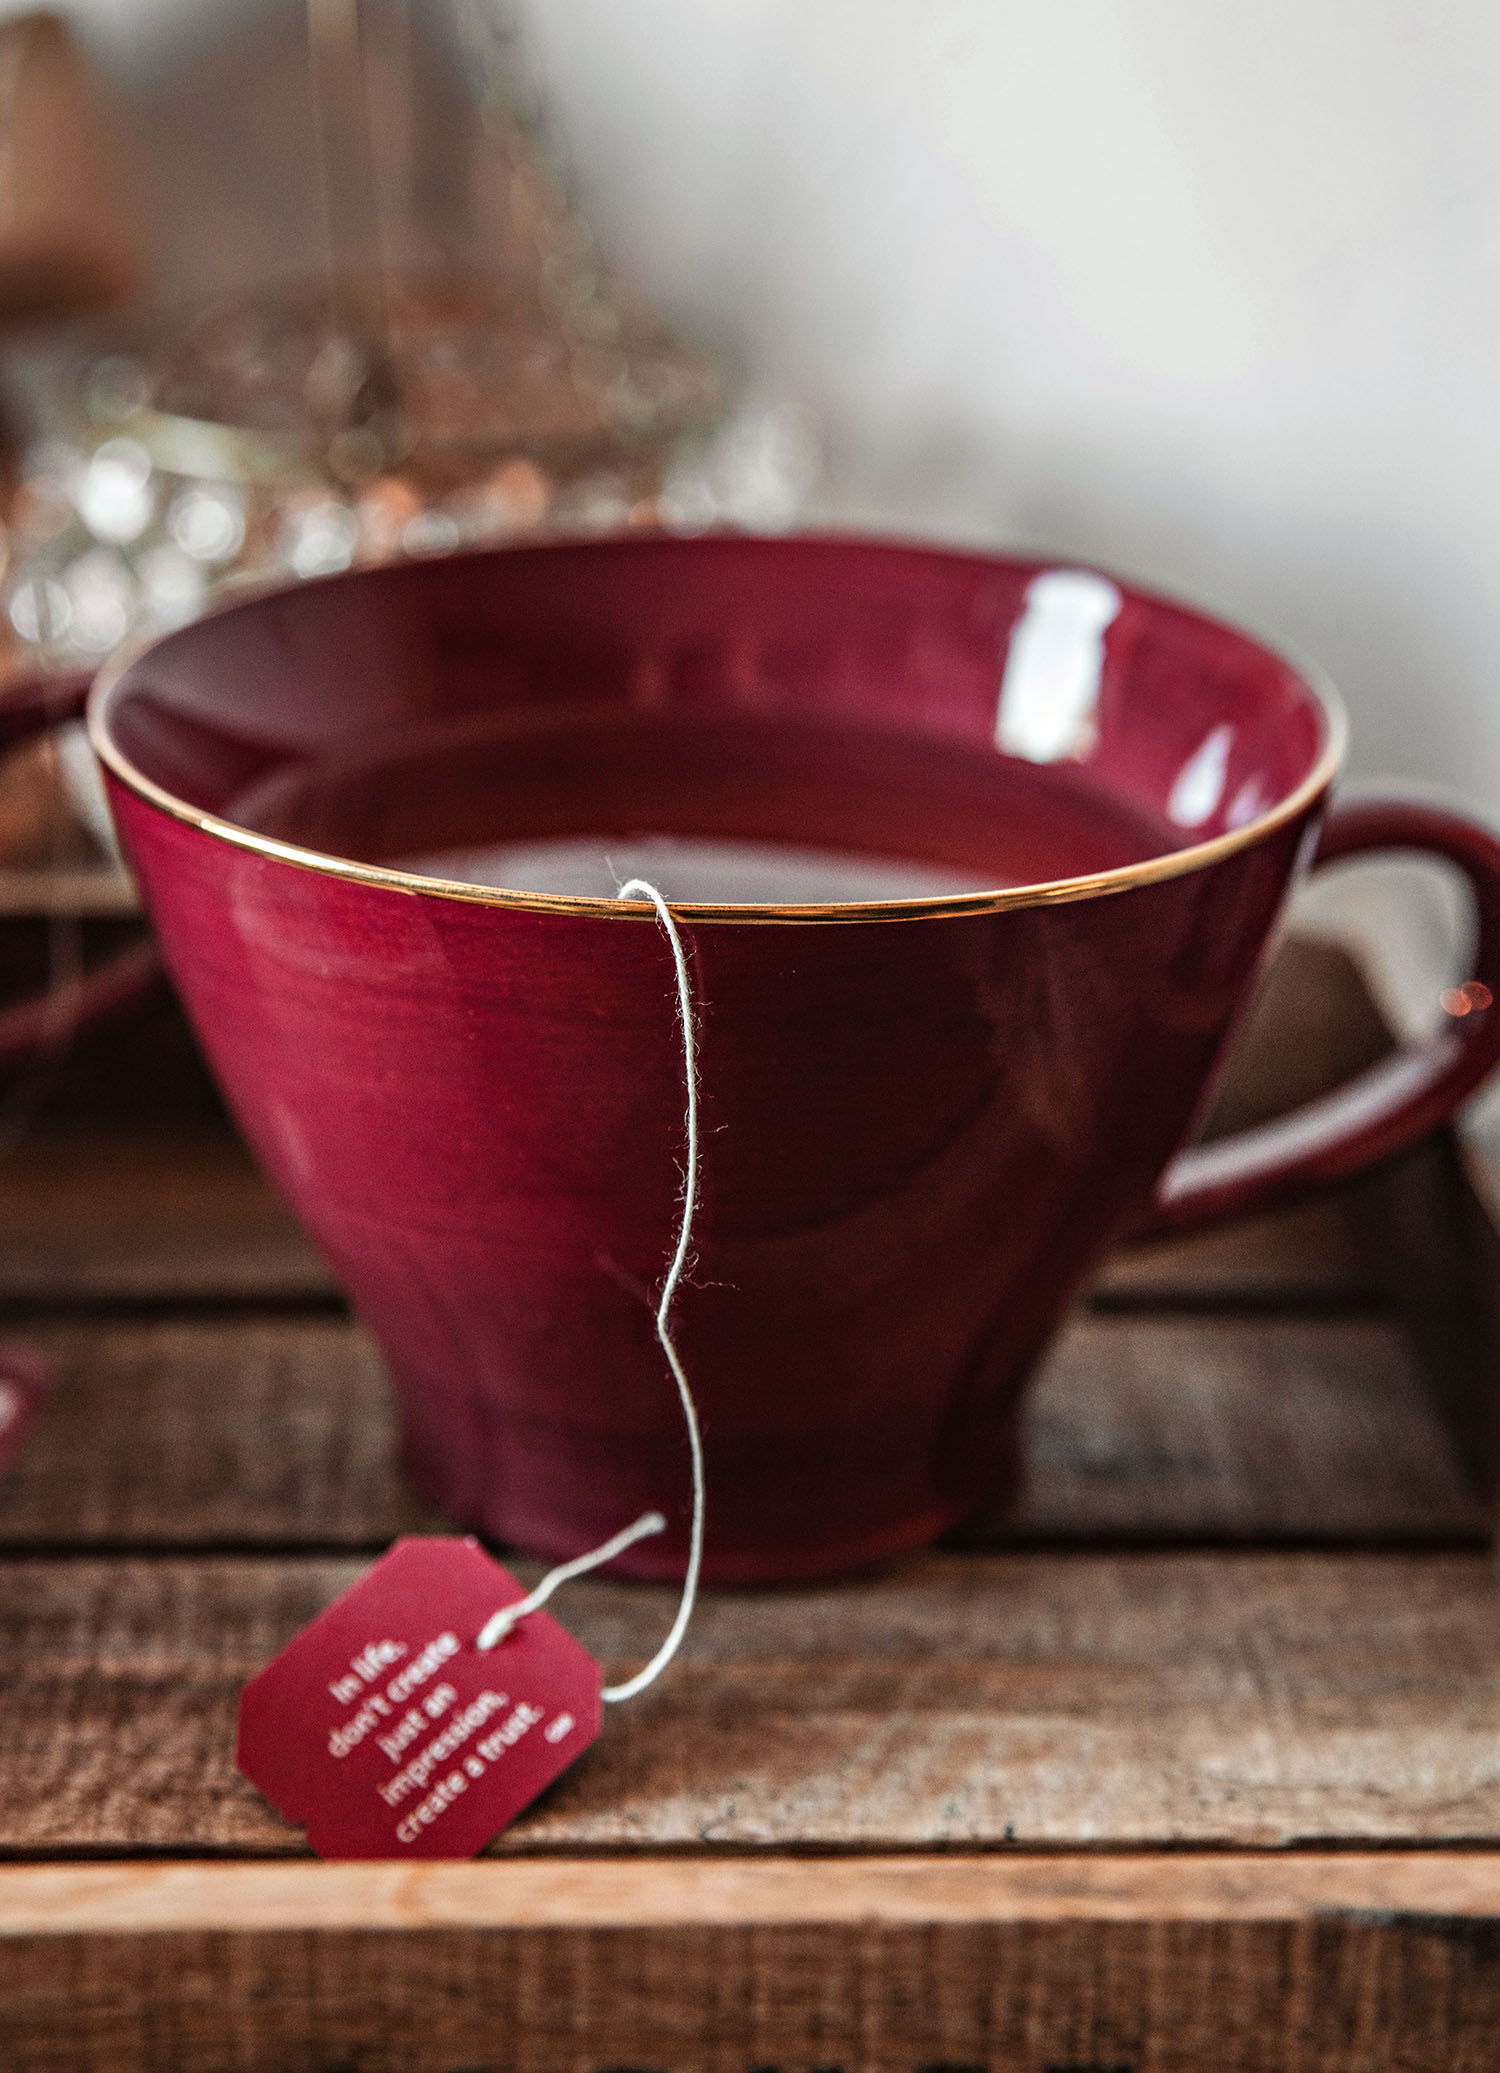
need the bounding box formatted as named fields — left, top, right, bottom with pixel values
left=91, top=537, right=1338, bottom=1584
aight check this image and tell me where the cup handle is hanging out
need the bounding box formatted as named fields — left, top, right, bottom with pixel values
left=1149, top=799, right=1500, bottom=1230
left=0, top=668, right=160, bottom=1071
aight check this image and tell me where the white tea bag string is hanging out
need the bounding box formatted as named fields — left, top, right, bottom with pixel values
left=477, top=877, right=705, bottom=1705
left=474, top=1509, right=666, bottom=1648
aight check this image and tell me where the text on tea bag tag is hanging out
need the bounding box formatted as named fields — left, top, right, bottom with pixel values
left=237, top=1537, right=603, bottom=1858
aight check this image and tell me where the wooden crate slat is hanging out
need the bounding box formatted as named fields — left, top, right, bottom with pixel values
left=0, top=1133, right=334, bottom=1303
left=5, top=1858, right=1500, bottom=2072
left=1009, top=1313, right=1484, bottom=1541
left=0, top=1138, right=1375, bottom=1306
left=6, top=1849, right=1500, bottom=1929
left=4, top=1550, right=1500, bottom=1854
left=0, top=1317, right=443, bottom=1546
left=0, top=930, right=1493, bottom=2064
left=0, top=1310, right=1478, bottom=1550
left=1092, top=1194, right=1385, bottom=1307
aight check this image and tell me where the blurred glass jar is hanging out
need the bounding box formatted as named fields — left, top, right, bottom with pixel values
left=1, top=307, right=733, bottom=677
left=0, top=0, right=819, bottom=680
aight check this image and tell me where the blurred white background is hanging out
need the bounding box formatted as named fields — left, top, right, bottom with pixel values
left=33, top=0, right=1500, bottom=791
left=14, top=0, right=1500, bottom=1053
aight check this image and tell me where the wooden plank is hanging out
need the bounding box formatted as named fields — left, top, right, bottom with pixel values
left=6, top=1849, right=1500, bottom=1929
left=0, top=865, right=138, bottom=918
left=0, top=1134, right=334, bottom=1303
left=0, top=1318, right=443, bottom=1547
left=5, top=1857, right=1500, bottom=2071
left=1094, top=932, right=1400, bottom=1307
left=5, top=1550, right=1500, bottom=1855
left=0, top=931, right=1486, bottom=2066
left=1092, top=1193, right=1383, bottom=1307
left=1009, top=1314, right=1484, bottom=1541
left=1453, top=1136, right=1500, bottom=1514
left=1360, top=1135, right=1500, bottom=1514
left=0, top=967, right=335, bottom=1303
left=0, top=1311, right=1477, bottom=1550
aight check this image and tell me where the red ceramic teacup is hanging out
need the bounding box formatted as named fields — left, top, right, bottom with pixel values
left=89, top=538, right=1500, bottom=1583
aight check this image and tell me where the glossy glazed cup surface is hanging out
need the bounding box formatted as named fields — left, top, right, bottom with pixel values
left=88, top=537, right=1500, bottom=1582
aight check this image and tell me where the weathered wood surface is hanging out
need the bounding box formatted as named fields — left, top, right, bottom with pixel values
left=0, top=976, right=335, bottom=1303
left=0, top=1310, right=1480, bottom=1552
left=5, top=1547, right=1500, bottom=1855
left=9, top=1914, right=1500, bottom=2073
left=0, top=1317, right=441, bottom=1548
left=0, top=1133, right=334, bottom=1304
left=12, top=1849, right=1500, bottom=1930
left=0, top=931, right=1496, bottom=2066
left=14, top=1857, right=1500, bottom=1932
left=8, top=1857, right=1500, bottom=2073
left=1011, top=1313, right=1484, bottom=1541
left=1094, top=1191, right=1385, bottom=1306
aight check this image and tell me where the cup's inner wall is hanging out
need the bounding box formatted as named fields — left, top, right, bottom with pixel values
left=229, top=708, right=1173, bottom=897
left=99, top=538, right=1329, bottom=901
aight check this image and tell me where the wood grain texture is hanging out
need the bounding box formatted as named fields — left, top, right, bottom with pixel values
left=0, top=1310, right=1476, bottom=1551
left=1093, top=1193, right=1383, bottom=1306
left=13, top=1852, right=1500, bottom=2071
left=0, top=1132, right=333, bottom=1303
left=0, top=1317, right=441, bottom=1546
left=0, top=1125, right=1374, bottom=1305
left=9, top=1850, right=1500, bottom=1931
left=0, top=934, right=1491, bottom=2068
left=5, top=1550, right=1500, bottom=1855
left=8, top=1904, right=1500, bottom=2072
left=1363, top=1135, right=1500, bottom=1511
left=1009, top=1314, right=1483, bottom=1541
left=0, top=968, right=334, bottom=1303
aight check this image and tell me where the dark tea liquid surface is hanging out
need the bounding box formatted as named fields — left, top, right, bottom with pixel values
left=231, top=706, right=1177, bottom=902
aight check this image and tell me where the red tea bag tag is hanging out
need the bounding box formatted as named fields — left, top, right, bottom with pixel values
left=237, top=1536, right=602, bottom=1860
